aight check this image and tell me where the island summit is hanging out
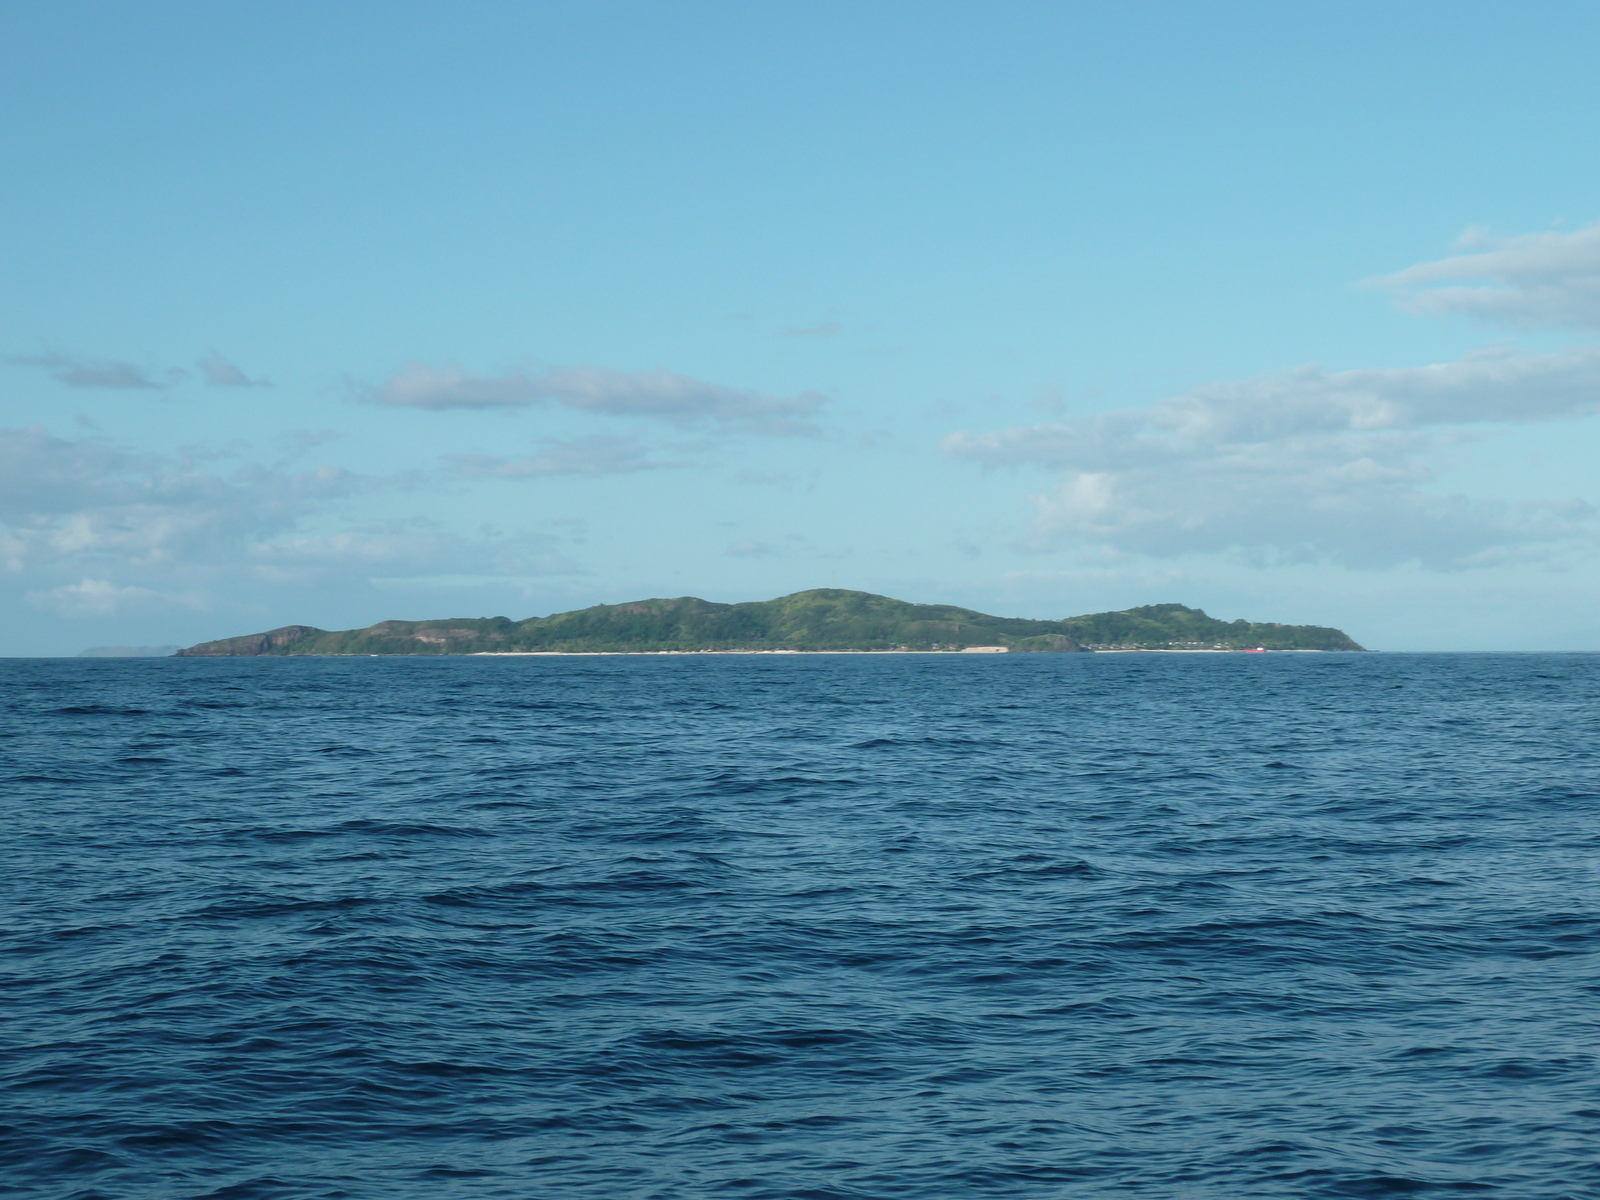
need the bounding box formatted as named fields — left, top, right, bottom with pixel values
left=174, top=590, right=1364, bottom=656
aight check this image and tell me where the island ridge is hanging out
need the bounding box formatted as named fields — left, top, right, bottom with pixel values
left=173, top=590, right=1364, bottom=656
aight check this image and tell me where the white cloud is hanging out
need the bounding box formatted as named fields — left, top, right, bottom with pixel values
left=1377, top=222, right=1600, bottom=329
left=368, top=361, right=826, bottom=434
left=944, top=347, right=1600, bottom=569
left=444, top=435, right=664, bottom=479
left=8, top=352, right=177, bottom=389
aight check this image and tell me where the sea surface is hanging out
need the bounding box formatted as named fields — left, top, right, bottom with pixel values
left=3, top=652, right=1598, bottom=1199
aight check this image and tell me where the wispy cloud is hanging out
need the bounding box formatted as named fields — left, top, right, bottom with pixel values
left=198, top=352, right=270, bottom=387
left=944, top=347, right=1600, bottom=569
left=371, top=363, right=541, bottom=409
left=9, top=349, right=268, bottom=390
left=0, top=425, right=359, bottom=574
left=282, top=429, right=343, bottom=455
left=725, top=539, right=781, bottom=558
left=8, top=352, right=179, bottom=389
left=26, top=578, right=189, bottom=617
left=0, top=425, right=581, bottom=612
left=367, top=362, right=827, bottom=435
left=781, top=321, right=842, bottom=338
left=734, top=469, right=797, bottom=486
left=1376, top=222, right=1600, bottom=330
left=444, top=435, right=666, bottom=479
left=244, top=523, right=577, bottom=585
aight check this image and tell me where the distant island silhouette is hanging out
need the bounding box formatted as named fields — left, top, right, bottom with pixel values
left=77, top=645, right=183, bottom=658
left=173, top=590, right=1364, bottom=656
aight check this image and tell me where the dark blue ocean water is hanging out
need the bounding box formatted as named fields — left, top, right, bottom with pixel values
left=3, top=653, right=1598, bottom=1199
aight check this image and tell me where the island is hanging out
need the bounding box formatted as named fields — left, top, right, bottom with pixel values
left=173, top=590, right=1364, bottom=655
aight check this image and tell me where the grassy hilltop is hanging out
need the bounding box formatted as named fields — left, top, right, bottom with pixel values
left=174, top=590, right=1364, bottom=655
left=1060, top=603, right=1362, bottom=651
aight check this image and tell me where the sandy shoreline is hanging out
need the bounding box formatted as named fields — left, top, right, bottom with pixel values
left=469, top=648, right=1012, bottom=656
left=467, top=647, right=1326, bottom=656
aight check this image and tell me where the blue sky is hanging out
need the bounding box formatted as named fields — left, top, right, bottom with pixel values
left=5, top=0, right=1600, bottom=652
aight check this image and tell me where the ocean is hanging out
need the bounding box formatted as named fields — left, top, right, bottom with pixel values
left=3, top=652, right=1597, bottom=1198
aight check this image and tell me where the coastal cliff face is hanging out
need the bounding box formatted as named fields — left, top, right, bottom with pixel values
left=171, top=591, right=1365, bottom=656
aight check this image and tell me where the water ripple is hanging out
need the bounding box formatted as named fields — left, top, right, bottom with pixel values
left=3, top=653, right=1598, bottom=1198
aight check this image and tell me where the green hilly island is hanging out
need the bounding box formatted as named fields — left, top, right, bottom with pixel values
left=174, top=590, right=1363, bottom=655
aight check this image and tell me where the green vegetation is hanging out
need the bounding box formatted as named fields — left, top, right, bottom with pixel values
left=174, top=591, right=1364, bottom=655
left=1058, top=603, right=1363, bottom=651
